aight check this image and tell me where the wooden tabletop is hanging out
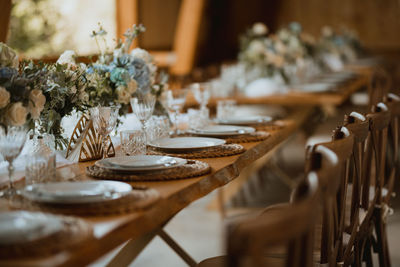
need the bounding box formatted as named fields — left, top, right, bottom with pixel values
left=186, top=71, right=370, bottom=108
left=0, top=107, right=313, bottom=267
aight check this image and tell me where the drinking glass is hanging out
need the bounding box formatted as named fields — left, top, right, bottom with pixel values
left=190, top=82, right=211, bottom=109
left=130, top=93, right=156, bottom=152
left=25, top=155, right=48, bottom=185
left=120, top=130, right=146, bottom=156
left=90, top=106, right=119, bottom=159
left=162, top=89, right=188, bottom=135
left=0, top=126, right=27, bottom=197
left=217, top=100, right=237, bottom=120
left=146, top=116, right=170, bottom=142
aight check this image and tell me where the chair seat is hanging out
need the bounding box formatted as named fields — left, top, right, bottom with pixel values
left=197, top=255, right=286, bottom=267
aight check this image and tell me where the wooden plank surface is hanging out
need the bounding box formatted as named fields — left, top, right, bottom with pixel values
left=0, top=107, right=313, bottom=267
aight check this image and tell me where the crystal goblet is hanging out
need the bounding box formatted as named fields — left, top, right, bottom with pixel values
left=130, top=93, right=156, bottom=152
left=162, top=89, right=188, bottom=136
left=0, top=125, right=27, bottom=197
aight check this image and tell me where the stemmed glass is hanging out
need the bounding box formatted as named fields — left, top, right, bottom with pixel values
left=162, top=89, right=188, bottom=136
left=190, top=82, right=211, bottom=109
left=130, top=93, right=156, bottom=152
left=90, top=106, right=119, bottom=159
left=0, top=126, right=27, bottom=197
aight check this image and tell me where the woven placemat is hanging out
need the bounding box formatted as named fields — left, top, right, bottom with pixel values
left=148, top=144, right=245, bottom=159
left=11, top=186, right=160, bottom=216
left=249, top=121, right=286, bottom=132
left=223, top=131, right=270, bottom=144
left=87, top=160, right=211, bottom=181
left=0, top=214, right=93, bottom=259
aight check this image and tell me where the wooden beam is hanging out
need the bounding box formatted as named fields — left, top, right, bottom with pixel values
left=115, top=0, right=139, bottom=47
left=0, top=0, right=12, bottom=42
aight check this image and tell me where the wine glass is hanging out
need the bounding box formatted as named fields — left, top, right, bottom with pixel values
left=190, top=82, right=211, bottom=109
left=162, top=89, right=188, bottom=136
left=90, top=106, right=119, bottom=159
left=0, top=125, right=27, bottom=198
left=130, top=93, right=156, bottom=152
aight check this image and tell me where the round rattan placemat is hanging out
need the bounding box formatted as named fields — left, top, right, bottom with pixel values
left=87, top=160, right=211, bottom=182
left=148, top=144, right=245, bottom=159
left=0, top=214, right=93, bottom=259
left=11, top=186, right=160, bottom=216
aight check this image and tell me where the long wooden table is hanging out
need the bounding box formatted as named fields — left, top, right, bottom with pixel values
left=0, top=107, right=312, bottom=267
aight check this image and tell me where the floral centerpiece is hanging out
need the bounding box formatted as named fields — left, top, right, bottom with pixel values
left=0, top=43, right=46, bottom=129
left=85, top=24, right=166, bottom=115
left=238, top=22, right=319, bottom=86
left=317, top=26, right=364, bottom=71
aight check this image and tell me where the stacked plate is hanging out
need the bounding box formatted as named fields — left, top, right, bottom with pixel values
left=0, top=211, right=63, bottom=244
left=96, top=155, right=187, bottom=172
left=187, top=125, right=255, bottom=137
left=21, top=180, right=133, bottom=204
left=149, top=137, right=226, bottom=152
left=216, top=115, right=272, bottom=126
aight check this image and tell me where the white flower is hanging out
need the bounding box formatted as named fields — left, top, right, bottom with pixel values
left=7, top=102, right=28, bottom=126
left=127, top=80, right=137, bottom=94
left=247, top=40, right=265, bottom=58
left=79, top=91, right=89, bottom=104
left=252, top=23, right=268, bottom=35
left=116, top=85, right=131, bottom=104
left=57, top=50, right=76, bottom=67
left=113, top=48, right=123, bottom=59
left=0, top=43, right=19, bottom=69
left=130, top=48, right=153, bottom=64
left=28, top=89, right=46, bottom=119
left=0, top=86, right=10, bottom=108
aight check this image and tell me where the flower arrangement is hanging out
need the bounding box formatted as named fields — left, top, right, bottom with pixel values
left=0, top=43, right=47, bottom=129
left=317, top=26, right=364, bottom=71
left=86, top=24, right=164, bottom=116
left=238, top=22, right=318, bottom=84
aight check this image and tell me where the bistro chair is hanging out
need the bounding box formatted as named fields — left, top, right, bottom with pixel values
left=198, top=170, right=323, bottom=267
left=361, top=102, right=392, bottom=267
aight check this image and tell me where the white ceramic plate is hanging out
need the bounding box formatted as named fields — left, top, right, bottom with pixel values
left=188, top=125, right=255, bottom=136
left=0, top=211, right=63, bottom=244
left=216, top=115, right=272, bottom=125
left=96, top=155, right=187, bottom=172
left=149, top=137, right=225, bottom=152
left=22, top=181, right=132, bottom=204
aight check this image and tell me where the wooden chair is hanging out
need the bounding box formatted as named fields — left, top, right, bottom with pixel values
left=198, top=171, right=322, bottom=267
left=363, top=102, right=392, bottom=267
left=116, top=0, right=206, bottom=77
left=309, top=127, right=355, bottom=266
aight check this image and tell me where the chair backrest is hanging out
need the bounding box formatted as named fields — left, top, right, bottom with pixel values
left=310, top=127, right=354, bottom=266
left=227, top=172, right=322, bottom=267
left=363, top=102, right=391, bottom=209
left=384, top=93, right=400, bottom=203
left=115, top=0, right=206, bottom=76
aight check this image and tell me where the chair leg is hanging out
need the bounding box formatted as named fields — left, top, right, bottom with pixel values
left=373, top=207, right=391, bottom=267
left=363, top=238, right=373, bottom=267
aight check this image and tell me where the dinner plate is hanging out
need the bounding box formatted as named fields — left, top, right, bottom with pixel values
left=0, top=211, right=63, bottom=244
left=187, top=125, right=255, bottom=137
left=96, top=155, right=187, bottom=172
left=149, top=137, right=225, bottom=152
left=216, top=115, right=272, bottom=125
left=21, top=181, right=132, bottom=204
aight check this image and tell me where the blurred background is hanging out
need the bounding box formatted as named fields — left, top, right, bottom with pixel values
left=2, top=1, right=400, bottom=62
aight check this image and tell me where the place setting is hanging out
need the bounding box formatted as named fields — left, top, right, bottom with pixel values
left=0, top=210, right=93, bottom=259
